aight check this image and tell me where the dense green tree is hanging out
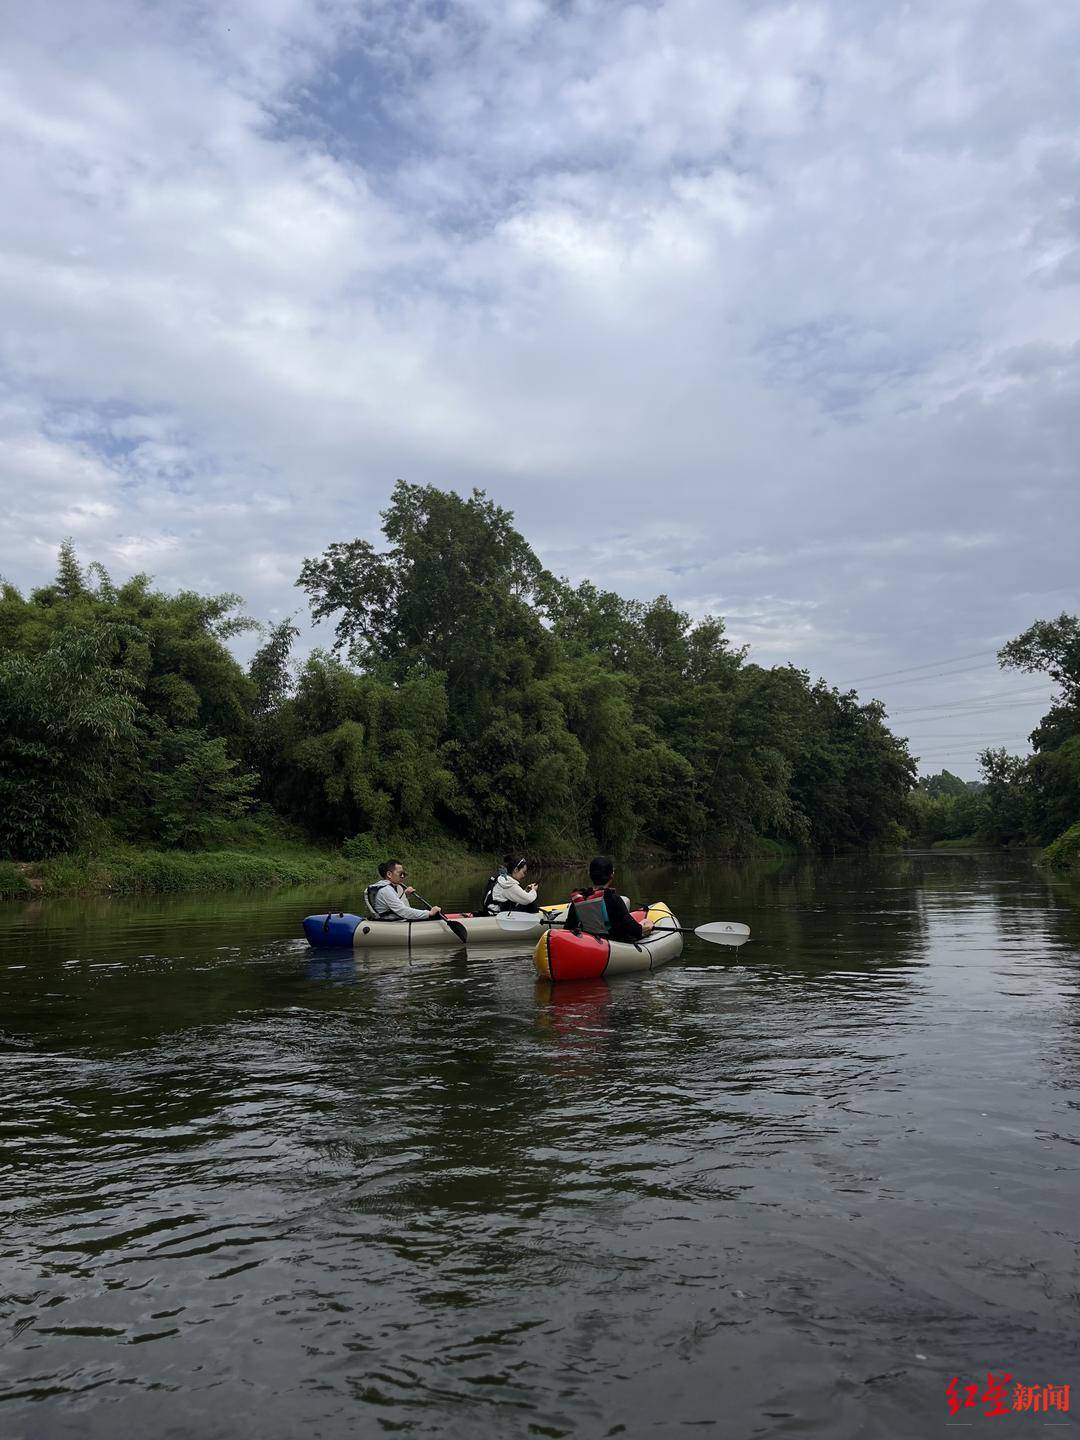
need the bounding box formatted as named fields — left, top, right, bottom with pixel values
left=907, top=772, right=986, bottom=843
left=0, top=623, right=139, bottom=858
left=55, top=538, right=87, bottom=601
left=1, top=562, right=256, bottom=744
left=265, top=653, right=453, bottom=841
left=145, top=729, right=258, bottom=849
left=0, top=555, right=259, bottom=856
left=972, top=614, right=1080, bottom=849
left=999, top=614, right=1080, bottom=707
left=917, top=769, right=969, bottom=799
left=297, top=481, right=557, bottom=717
left=978, top=747, right=1037, bottom=847
left=249, top=617, right=299, bottom=717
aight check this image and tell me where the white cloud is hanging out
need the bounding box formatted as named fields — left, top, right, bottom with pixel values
left=0, top=0, right=1078, bottom=775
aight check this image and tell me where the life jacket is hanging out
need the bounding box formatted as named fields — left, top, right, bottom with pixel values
left=485, top=871, right=538, bottom=914
left=366, top=880, right=403, bottom=920
left=480, top=875, right=500, bottom=915
left=570, top=886, right=611, bottom=936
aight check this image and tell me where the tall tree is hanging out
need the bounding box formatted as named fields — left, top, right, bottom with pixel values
left=999, top=614, right=1080, bottom=707
left=297, top=481, right=555, bottom=710
left=0, top=624, right=139, bottom=858
left=55, top=538, right=87, bottom=600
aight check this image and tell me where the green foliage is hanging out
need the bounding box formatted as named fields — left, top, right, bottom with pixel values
left=917, top=769, right=970, bottom=798
left=972, top=614, right=1080, bottom=847
left=907, top=773, right=987, bottom=844
left=0, top=623, right=139, bottom=858
left=296, top=499, right=918, bottom=856
left=978, top=746, right=1037, bottom=846
left=250, top=617, right=299, bottom=717
left=145, top=729, right=259, bottom=849
left=297, top=480, right=556, bottom=716
left=55, top=538, right=87, bottom=600
left=20, top=847, right=354, bottom=895
left=1029, top=733, right=1080, bottom=843
left=1042, top=821, right=1080, bottom=873
left=265, top=652, right=453, bottom=841
left=0, top=862, right=33, bottom=899
left=999, top=614, right=1080, bottom=708
left=1, top=518, right=922, bottom=876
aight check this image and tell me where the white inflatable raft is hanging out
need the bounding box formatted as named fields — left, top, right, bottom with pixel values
left=302, top=905, right=568, bottom=950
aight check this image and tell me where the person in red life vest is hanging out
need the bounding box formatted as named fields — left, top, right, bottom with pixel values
left=565, top=856, right=654, bottom=942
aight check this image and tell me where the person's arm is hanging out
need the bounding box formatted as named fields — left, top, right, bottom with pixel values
left=501, top=877, right=537, bottom=905
left=604, top=890, right=645, bottom=942
left=378, top=886, right=437, bottom=922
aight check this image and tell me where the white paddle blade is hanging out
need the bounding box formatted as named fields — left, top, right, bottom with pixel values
left=496, top=911, right=544, bottom=929
left=694, top=921, right=751, bottom=947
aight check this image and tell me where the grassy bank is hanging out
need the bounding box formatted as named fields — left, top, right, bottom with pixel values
left=1042, top=821, right=1080, bottom=876
left=0, top=835, right=796, bottom=900
left=0, top=835, right=486, bottom=900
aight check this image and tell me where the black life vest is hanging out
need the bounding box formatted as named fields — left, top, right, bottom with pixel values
left=570, top=886, right=611, bottom=936
left=480, top=875, right=500, bottom=915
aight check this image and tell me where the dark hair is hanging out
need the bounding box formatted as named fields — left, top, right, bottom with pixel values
left=589, top=855, right=614, bottom=887
left=503, top=853, right=527, bottom=873
left=378, top=859, right=402, bottom=879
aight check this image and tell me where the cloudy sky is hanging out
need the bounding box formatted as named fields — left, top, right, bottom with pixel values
left=2, top=0, right=1078, bottom=776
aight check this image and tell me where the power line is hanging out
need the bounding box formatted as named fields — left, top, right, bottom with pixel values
left=898, top=705, right=1045, bottom=723
left=889, top=689, right=1050, bottom=718
left=911, top=755, right=1023, bottom=762
left=895, top=713, right=1041, bottom=727
left=847, top=649, right=1000, bottom=683
left=858, top=661, right=1002, bottom=689
left=900, top=730, right=1032, bottom=740
left=915, top=746, right=1031, bottom=758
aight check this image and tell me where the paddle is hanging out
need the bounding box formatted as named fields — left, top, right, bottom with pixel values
left=408, top=889, right=468, bottom=946
left=496, top=912, right=751, bottom=947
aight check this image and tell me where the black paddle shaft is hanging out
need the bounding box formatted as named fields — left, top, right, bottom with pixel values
left=409, top=889, right=468, bottom=945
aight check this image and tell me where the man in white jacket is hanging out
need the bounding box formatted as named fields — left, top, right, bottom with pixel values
left=367, top=860, right=443, bottom=921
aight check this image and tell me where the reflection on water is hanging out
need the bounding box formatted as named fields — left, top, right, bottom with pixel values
left=1, top=853, right=1078, bottom=1438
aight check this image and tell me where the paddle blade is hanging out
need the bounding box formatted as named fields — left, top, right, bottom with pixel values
left=444, top=918, right=469, bottom=945
left=694, top=921, right=751, bottom=947
left=496, top=911, right=544, bottom=929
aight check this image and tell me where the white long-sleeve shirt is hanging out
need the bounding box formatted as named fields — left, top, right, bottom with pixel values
left=371, top=881, right=432, bottom=922
left=490, top=874, right=537, bottom=909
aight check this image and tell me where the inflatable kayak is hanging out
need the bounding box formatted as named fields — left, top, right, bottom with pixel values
left=534, top=902, right=682, bottom=981
left=303, top=912, right=463, bottom=949
left=303, top=905, right=568, bottom=950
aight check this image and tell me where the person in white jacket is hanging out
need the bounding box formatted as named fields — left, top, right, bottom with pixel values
left=367, top=860, right=443, bottom=921
left=484, top=855, right=540, bottom=914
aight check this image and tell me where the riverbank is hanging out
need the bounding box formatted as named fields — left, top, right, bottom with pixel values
left=0, top=832, right=955, bottom=901
left=1042, top=821, right=1080, bottom=876
left=0, top=836, right=487, bottom=900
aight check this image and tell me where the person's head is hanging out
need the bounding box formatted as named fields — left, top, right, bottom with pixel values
left=502, top=853, right=528, bottom=881
left=379, top=859, right=406, bottom=884
left=588, top=855, right=615, bottom=888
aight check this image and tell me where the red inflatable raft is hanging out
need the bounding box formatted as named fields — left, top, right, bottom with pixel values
left=534, top=903, right=682, bottom=981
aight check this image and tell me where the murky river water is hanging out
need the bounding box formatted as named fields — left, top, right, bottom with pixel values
left=1, top=853, right=1078, bottom=1438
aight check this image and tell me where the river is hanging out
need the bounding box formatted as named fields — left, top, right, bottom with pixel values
left=1, top=853, right=1077, bottom=1438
